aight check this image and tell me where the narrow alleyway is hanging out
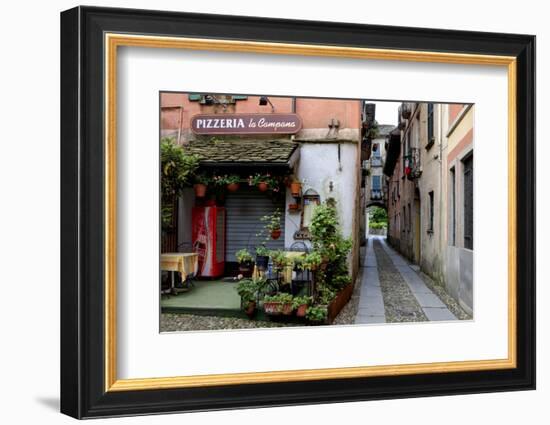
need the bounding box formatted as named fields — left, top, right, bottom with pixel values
left=355, top=235, right=457, bottom=324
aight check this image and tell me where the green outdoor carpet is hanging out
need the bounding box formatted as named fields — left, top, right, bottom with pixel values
left=161, top=280, right=241, bottom=310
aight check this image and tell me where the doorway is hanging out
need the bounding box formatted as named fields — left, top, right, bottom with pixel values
left=413, top=189, right=421, bottom=264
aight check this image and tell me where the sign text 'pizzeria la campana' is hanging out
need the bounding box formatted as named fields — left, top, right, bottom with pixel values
left=191, top=113, right=302, bottom=135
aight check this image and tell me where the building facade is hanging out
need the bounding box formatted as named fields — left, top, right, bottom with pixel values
left=362, top=125, right=393, bottom=236
left=160, top=93, right=366, bottom=279
left=384, top=102, right=474, bottom=313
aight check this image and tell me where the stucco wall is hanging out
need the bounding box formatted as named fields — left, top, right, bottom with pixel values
left=284, top=142, right=359, bottom=275
left=446, top=246, right=473, bottom=315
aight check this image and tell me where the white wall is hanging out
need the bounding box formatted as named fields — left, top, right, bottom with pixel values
left=0, top=1, right=546, bottom=425
left=284, top=142, right=359, bottom=247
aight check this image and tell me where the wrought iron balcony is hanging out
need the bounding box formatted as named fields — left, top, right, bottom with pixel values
left=370, top=190, right=383, bottom=200
left=403, top=147, right=422, bottom=180
left=371, top=157, right=383, bottom=167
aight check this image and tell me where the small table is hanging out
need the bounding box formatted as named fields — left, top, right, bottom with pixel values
left=161, top=252, right=199, bottom=293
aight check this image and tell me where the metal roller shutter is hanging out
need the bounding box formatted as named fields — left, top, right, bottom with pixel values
left=225, top=187, right=285, bottom=261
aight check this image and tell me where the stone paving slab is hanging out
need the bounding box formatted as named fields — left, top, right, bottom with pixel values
left=355, top=314, right=386, bottom=324
left=358, top=295, right=385, bottom=310
left=355, top=238, right=386, bottom=325
left=423, top=307, right=457, bottom=321
left=375, top=236, right=457, bottom=322
left=413, top=292, right=448, bottom=308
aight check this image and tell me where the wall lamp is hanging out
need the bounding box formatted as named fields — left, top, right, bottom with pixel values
left=259, top=96, right=275, bottom=112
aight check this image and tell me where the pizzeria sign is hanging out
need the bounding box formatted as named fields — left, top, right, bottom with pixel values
left=191, top=113, right=302, bottom=135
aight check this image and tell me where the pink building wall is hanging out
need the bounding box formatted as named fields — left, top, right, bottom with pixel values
left=160, top=93, right=361, bottom=139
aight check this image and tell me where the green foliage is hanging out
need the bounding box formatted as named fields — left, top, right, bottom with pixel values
left=255, top=245, right=270, bottom=257
left=305, top=305, right=328, bottom=322
left=369, top=207, right=388, bottom=223
left=236, top=278, right=264, bottom=303
left=369, top=221, right=387, bottom=229
left=235, top=248, right=253, bottom=264
left=212, top=174, right=240, bottom=186
left=310, top=202, right=339, bottom=247
left=309, top=200, right=353, bottom=292
left=302, top=251, right=322, bottom=270
left=260, top=209, right=282, bottom=231
left=193, top=173, right=211, bottom=185
left=269, top=249, right=287, bottom=268
left=248, top=173, right=278, bottom=188
left=331, top=274, right=352, bottom=289
left=317, top=284, right=337, bottom=305
left=292, top=296, right=312, bottom=310
left=263, top=293, right=293, bottom=304
left=254, top=210, right=283, bottom=259
left=365, top=120, right=380, bottom=139
left=160, top=138, right=200, bottom=230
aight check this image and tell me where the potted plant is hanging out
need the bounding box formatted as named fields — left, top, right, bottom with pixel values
left=235, top=248, right=254, bottom=278
left=269, top=249, right=286, bottom=272
left=290, top=179, right=302, bottom=197
left=193, top=173, right=210, bottom=197
left=292, top=296, right=312, bottom=317
left=305, top=305, right=328, bottom=325
left=236, top=278, right=262, bottom=318
left=303, top=251, right=322, bottom=271
left=255, top=245, right=270, bottom=271
left=224, top=174, right=240, bottom=192
left=288, top=203, right=300, bottom=211
left=249, top=173, right=279, bottom=192
left=260, top=209, right=282, bottom=240
left=263, top=293, right=294, bottom=316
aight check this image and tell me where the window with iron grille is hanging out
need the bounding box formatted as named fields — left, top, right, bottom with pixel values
left=427, top=103, right=434, bottom=149
left=372, top=175, right=381, bottom=190
left=450, top=167, right=456, bottom=246
left=428, top=191, right=434, bottom=233
left=463, top=154, right=474, bottom=249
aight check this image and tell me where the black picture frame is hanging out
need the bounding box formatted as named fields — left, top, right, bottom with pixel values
left=60, top=5, right=535, bottom=419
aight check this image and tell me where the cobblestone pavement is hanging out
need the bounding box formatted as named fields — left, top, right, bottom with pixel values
left=160, top=313, right=302, bottom=332
left=333, top=266, right=362, bottom=325
left=373, top=240, right=428, bottom=322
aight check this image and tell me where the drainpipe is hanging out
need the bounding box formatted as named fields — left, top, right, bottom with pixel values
left=291, top=97, right=297, bottom=141
left=439, top=104, right=444, bottom=270
left=177, top=106, right=184, bottom=145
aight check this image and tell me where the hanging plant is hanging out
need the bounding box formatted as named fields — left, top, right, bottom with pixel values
left=260, top=209, right=282, bottom=240
left=248, top=173, right=280, bottom=192
left=225, top=174, right=240, bottom=192
left=193, top=173, right=211, bottom=197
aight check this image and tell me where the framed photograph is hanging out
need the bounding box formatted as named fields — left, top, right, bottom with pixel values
left=60, top=6, right=535, bottom=419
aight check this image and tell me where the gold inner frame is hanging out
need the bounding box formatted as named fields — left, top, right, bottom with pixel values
left=104, top=33, right=517, bottom=392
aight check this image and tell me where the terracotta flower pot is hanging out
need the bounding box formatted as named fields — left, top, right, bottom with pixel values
left=296, top=304, right=308, bottom=317
left=281, top=302, right=293, bottom=316
left=283, top=176, right=292, bottom=188
left=244, top=301, right=256, bottom=318
left=257, top=182, right=268, bottom=192
left=290, top=182, right=302, bottom=196
left=194, top=183, right=207, bottom=197
left=271, top=228, right=282, bottom=240
left=227, top=182, right=239, bottom=192
left=263, top=302, right=282, bottom=316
